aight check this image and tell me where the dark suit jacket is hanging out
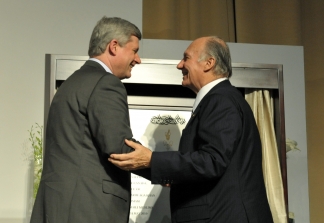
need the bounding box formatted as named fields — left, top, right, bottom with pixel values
left=30, top=60, right=135, bottom=223
left=151, top=80, right=273, bottom=223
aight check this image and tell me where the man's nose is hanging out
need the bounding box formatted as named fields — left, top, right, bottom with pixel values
left=135, top=54, right=141, bottom=64
left=177, top=60, right=183, bottom=69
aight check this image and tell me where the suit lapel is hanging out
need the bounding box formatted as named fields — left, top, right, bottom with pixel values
left=188, top=80, right=232, bottom=125
left=186, top=105, right=200, bottom=126
left=197, top=80, right=232, bottom=105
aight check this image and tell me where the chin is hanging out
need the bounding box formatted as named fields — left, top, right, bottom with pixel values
left=122, top=72, right=131, bottom=79
left=182, top=81, right=189, bottom=87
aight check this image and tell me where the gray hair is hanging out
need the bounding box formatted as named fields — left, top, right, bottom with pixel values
left=88, top=16, right=142, bottom=57
left=199, top=36, right=232, bottom=78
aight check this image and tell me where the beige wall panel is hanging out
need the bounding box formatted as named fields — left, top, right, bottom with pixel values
left=305, top=79, right=324, bottom=222
left=302, top=0, right=324, bottom=81
left=143, top=0, right=176, bottom=39
left=143, top=0, right=235, bottom=41
left=302, top=1, right=324, bottom=222
left=235, top=0, right=302, bottom=45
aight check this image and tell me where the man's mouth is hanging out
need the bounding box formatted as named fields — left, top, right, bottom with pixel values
left=182, top=73, right=188, bottom=80
left=182, top=70, right=188, bottom=76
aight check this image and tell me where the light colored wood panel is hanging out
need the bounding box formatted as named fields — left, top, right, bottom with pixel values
left=143, top=0, right=235, bottom=41
left=235, top=0, right=302, bottom=45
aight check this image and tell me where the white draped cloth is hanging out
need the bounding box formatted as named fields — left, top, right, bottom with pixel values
left=245, top=89, right=287, bottom=223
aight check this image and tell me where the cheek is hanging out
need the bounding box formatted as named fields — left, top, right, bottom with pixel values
left=126, top=54, right=133, bottom=64
left=122, top=56, right=130, bottom=67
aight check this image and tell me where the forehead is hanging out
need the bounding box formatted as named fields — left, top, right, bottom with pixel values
left=185, top=38, right=205, bottom=56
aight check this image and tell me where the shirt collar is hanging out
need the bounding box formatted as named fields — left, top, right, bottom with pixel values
left=192, top=78, right=227, bottom=112
left=89, top=58, right=113, bottom=74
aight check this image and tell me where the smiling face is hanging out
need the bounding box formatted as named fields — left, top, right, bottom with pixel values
left=177, top=38, right=207, bottom=93
left=113, top=35, right=141, bottom=79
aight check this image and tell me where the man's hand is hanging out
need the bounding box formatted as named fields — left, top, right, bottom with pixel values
left=108, top=139, right=152, bottom=171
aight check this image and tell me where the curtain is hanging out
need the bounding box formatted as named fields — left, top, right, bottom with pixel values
left=245, top=89, right=287, bottom=223
left=142, top=0, right=235, bottom=41
left=235, top=0, right=302, bottom=45
left=142, top=0, right=302, bottom=45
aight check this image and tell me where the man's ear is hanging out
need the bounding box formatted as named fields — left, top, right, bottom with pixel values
left=203, top=57, right=216, bottom=72
left=108, top=39, right=118, bottom=55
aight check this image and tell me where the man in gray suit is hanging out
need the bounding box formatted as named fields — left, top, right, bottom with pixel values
left=109, top=36, right=273, bottom=222
left=30, top=16, right=142, bottom=223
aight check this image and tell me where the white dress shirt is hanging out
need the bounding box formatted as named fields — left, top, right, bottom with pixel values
left=89, top=58, right=113, bottom=74
left=192, top=78, right=227, bottom=112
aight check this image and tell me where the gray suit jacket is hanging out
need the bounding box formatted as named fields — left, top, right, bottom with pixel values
left=31, top=60, right=135, bottom=223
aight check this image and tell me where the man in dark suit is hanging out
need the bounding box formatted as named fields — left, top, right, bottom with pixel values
left=109, top=36, right=274, bottom=222
left=30, top=17, right=142, bottom=223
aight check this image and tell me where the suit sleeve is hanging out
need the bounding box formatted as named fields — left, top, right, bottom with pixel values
left=87, top=74, right=134, bottom=155
left=151, top=93, right=243, bottom=184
